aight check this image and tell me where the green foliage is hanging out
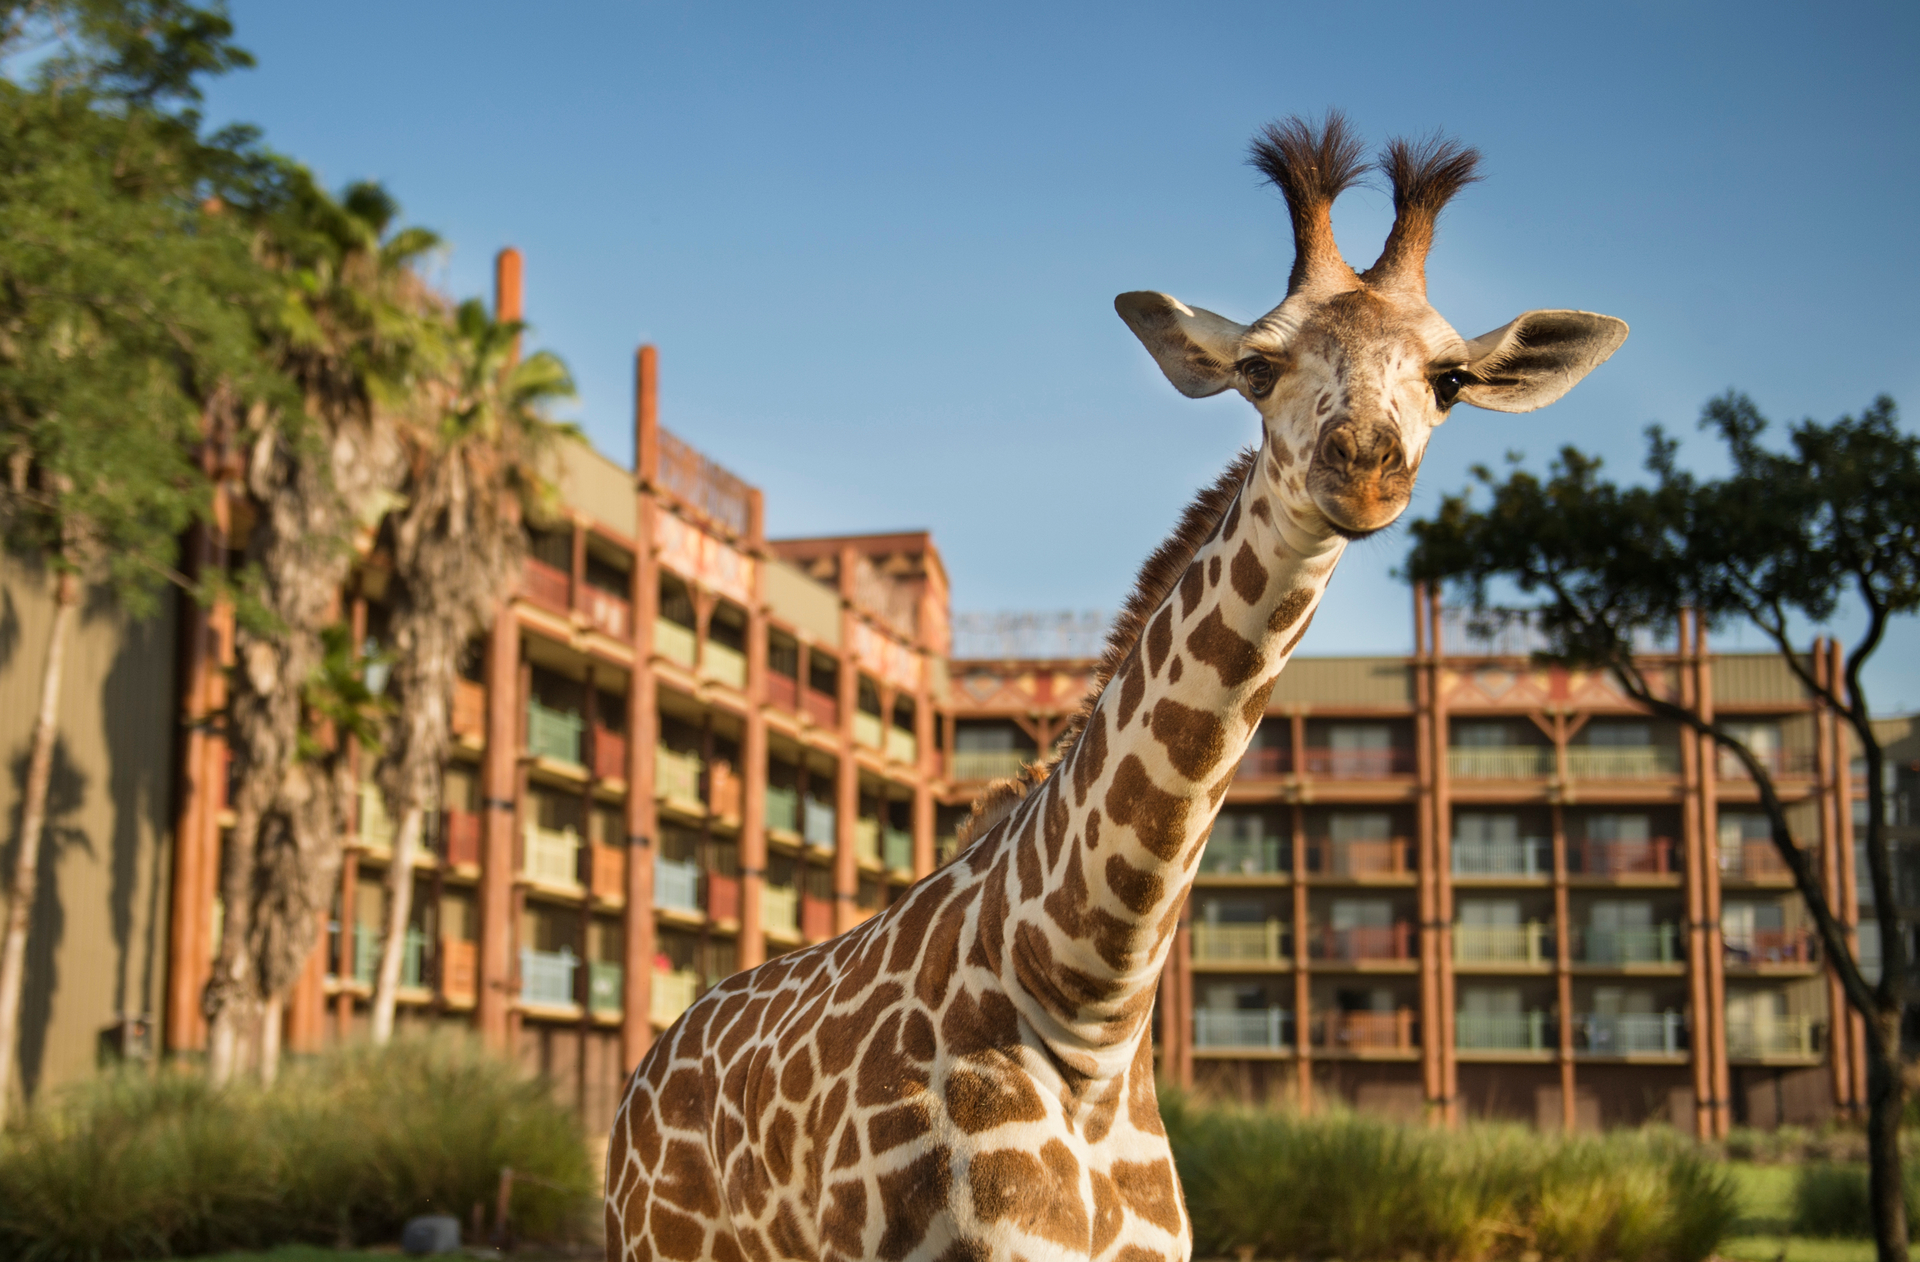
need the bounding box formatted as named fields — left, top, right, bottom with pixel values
left=1792, top=1163, right=1919, bottom=1239
left=0, top=1036, right=598, bottom=1261
left=1163, top=1093, right=1739, bottom=1261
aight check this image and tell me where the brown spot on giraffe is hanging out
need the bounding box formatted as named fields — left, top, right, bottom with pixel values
left=1144, top=605, right=1173, bottom=676
left=1185, top=607, right=1263, bottom=688
left=1230, top=539, right=1268, bottom=604
left=1147, top=696, right=1226, bottom=782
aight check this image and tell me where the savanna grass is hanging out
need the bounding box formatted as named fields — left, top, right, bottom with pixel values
left=1162, top=1092, right=1739, bottom=1261
left=0, top=1035, right=597, bottom=1262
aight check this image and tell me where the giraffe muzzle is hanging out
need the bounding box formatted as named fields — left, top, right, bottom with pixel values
left=1308, top=421, right=1412, bottom=536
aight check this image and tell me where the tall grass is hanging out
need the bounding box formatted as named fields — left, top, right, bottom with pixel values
left=1163, top=1092, right=1739, bottom=1261
left=1791, top=1161, right=1917, bottom=1238
left=0, top=1036, right=597, bottom=1262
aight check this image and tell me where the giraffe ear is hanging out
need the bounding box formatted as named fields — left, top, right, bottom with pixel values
left=1457, top=310, right=1629, bottom=413
left=1115, top=291, right=1248, bottom=399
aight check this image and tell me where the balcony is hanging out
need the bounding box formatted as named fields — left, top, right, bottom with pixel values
left=1318, top=1009, right=1416, bottom=1052
left=1568, top=838, right=1676, bottom=878
left=1200, top=834, right=1287, bottom=877
left=654, top=855, right=701, bottom=913
left=1310, top=924, right=1414, bottom=963
left=1449, top=747, right=1554, bottom=779
left=1453, top=837, right=1551, bottom=878
left=1577, top=925, right=1680, bottom=965
left=590, top=843, right=626, bottom=902
left=1236, top=746, right=1291, bottom=779
left=1577, top=1011, right=1685, bottom=1055
left=1307, top=839, right=1414, bottom=878
left=853, top=711, right=884, bottom=750
left=1565, top=746, right=1680, bottom=780
left=1194, top=1007, right=1292, bottom=1051
left=522, top=557, right=570, bottom=612
left=589, top=961, right=623, bottom=1016
left=522, top=822, right=582, bottom=891
left=1717, top=747, right=1817, bottom=781
left=709, top=760, right=741, bottom=821
left=1726, top=1014, right=1819, bottom=1059
left=883, top=827, right=914, bottom=873
left=804, top=687, right=839, bottom=729
left=441, top=938, right=476, bottom=1004
left=655, top=747, right=704, bottom=813
left=1724, top=929, right=1816, bottom=966
left=803, top=797, right=837, bottom=848
left=442, top=808, right=481, bottom=867
left=951, top=749, right=1030, bottom=782
left=801, top=893, right=834, bottom=941
left=765, top=784, right=800, bottom=833
left=1192, top=918, right=1288, bottom=964
left=855, top=817, right=882, bottom=866
left=592, top=727, right=628, bottom=781
left=452, top=678, right=487, bottom=742
left=763, top=884, right=801, bottom=937
left=1720, top=840, right=1794, bottom=882
left=357, top=782, right=395, bottom=853
left=520, top=946, right=577, bottom=1008
left=654, top=617, right=696, bottom=669
left=585, top=588, right=630, bottom=639
left=886, top=727, right=918, bottom=766
left=1455, top=922, right=1553, bottom=966
left=650, top=967, right=700, bottom=1027
left=527, top=700, right=584, bottom=766
left=1456, top=1011, right=1551, bottom=1052
left=701, top=641, right=747, bottom=690
left=1300, top=747, right=1416, bottom=778
left=766, top=671, right=798, bottom=712
left=706, top=871, right=740, bottom=922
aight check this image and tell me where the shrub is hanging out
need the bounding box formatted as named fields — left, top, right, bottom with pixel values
left=1163, top=1092, right=1738, bottom=1262
left=0, top=1035, right=596, bottom=1262
left=1791, top=1161, right=1918, bottom=1238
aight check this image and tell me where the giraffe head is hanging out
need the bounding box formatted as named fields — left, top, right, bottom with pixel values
left=1117, top=112, right=1627, bottom=540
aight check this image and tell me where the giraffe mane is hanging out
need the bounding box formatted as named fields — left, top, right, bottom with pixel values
left=955, top=447, right=1259, bottom=850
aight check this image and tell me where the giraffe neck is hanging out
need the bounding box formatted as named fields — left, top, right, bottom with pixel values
left=988, top=444, right=1344, bottom=1079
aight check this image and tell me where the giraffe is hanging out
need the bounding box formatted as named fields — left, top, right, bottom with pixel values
left=604, top=112, right=1627, bottom=1262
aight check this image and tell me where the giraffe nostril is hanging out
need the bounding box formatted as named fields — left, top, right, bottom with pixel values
left=1322, top=429, right=1358, bottom=472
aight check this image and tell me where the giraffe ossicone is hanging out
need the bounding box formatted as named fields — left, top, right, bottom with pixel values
left=606, top=110, right=1626, bottom=1262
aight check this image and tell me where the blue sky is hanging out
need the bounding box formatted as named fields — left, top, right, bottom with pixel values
left=203, top=1, right=1920, bottom=709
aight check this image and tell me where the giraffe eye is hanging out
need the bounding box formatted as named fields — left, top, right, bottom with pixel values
left=1239, top=357, right=1277, bottom=399
left=1432, top=368, right=1468, bottom=408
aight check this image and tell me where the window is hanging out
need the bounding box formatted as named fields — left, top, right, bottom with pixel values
left=1585, top=813, right=1650, bottom=842
left=1585, top=721, right=1652, bottom=747
left=1454, top=721, right=1514, bottom=748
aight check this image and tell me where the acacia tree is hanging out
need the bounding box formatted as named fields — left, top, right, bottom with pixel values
left=367, top=298, right=573, bottom=1043
left=0, top=0, right=269, bottom=1116
left=1406, top=393, right=1918, bottom=1262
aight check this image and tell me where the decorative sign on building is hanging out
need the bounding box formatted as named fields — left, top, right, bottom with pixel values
left=652, top=504, right=754, bottom=606
left=850, top=619, right=922, bottom=692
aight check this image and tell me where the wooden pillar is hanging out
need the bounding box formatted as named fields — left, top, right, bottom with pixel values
left=1697, top=622, right=1730, bottom=1137
left=738, top=489, right=769, bottom=971
left=1413, top=584, right=1442, bottom=1120
left=834, top=548, right=860, bottom=934
left=912, top=666, right=936, bottom=878
left=1680, top=610, right=1716, bottom=1140
left=1429, top=587, right=1458, bottom=1125
left=1551, top=794, right=1575, bottom=1132
left=623, top=345, right=661, bottom=1073
left=1291, top=797, right=1310, bottom=1110
left=477, top=608, right=520, bottom=1051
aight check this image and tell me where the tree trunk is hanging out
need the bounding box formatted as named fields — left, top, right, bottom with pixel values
left=0, top=572, right=78, bottom=1119
left=1867, top=1008, right=1909, bottom=1262
left=370, top=805, right=423, bottom=1043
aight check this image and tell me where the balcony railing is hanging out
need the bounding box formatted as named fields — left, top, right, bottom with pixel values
left=1192, top=918, right=1288, bottom=963
left=766, top=671, right=798, bottom=712
left=590, top=843, right=626, bottom=902
left=1300, top=747, right=1416, bottom=778
left=1720, top=840, right=1795, bottom=881
left=452, top=678, right=487, bottom=742
left=1724, top=929, right=1816, bottom=965
left=1725, top=1014, right=1818, bottom=1059
left=803, top=798, right=836, bottom=848
left=442, top=808, right=481, bottom=867
left=1578, top=925, right=1679, bottom=965
left=1200, top=834, right=1287, bottom=876
left=1575, top=1011, right=1685, bottom=1055
left=1236, top=747, right=1291, bottom=779
left=522, top=557, right=570, bottom=611
left=593, top=727, right=628, bottom=781
left=1567, top=745, right=1681, bottom=780
left=357, top=782, right=395, bottom=852
left=707, top=872, right=740, bottom=922
left=1319, top=1009, right=1415, bottom=1051
left=527, top=699, right=584, bottom=765
left=1452, top=837, right=1552, bottom=878
left=589, top=961, right=623, bottom=1015
left=1308, top=839, right=1414, bottom=878
left=853, top=711, right=884, bottom=750
left=1717, top=747, right=1817, bottom=781
left=1568, top=838, right=1675, bottom=877
left=709, top=760, right=741, bottom=820
left=765, top=784, right=800, bottom=833
left=1194, top=1007, right=1292, bottom=1050
left=855, top=817, right=882, bottom=866
left=520, top=947, right=577, bottom=1008
left=1456, top=1011, right=1551, bottom=1051
left=1310, top=924, right=1414, bottom=962
left=654, top=617, right=696, bottom=669
left=441, top=938, right=476, bottom=1003
left=342, top=925, right=427, bottom=989
left=804, top=687, right=838, bottom=729
left=655, top=747, right=704, bottom=810
left=763, top=885, right=801, bottom=936
left=585, top=588, right=630, bottom=639
left=1455, top=922, right=1553, bottom=966
left=654, top=855, right=701, bottom=913
left=886, top=727, right=918, bottom=766
left=951, top=749, right=1032, bottom=782
left=523, top=822, right=582, bottom=891
left=1449, top=747, right=1554, bottom=779
left=650, top=967, right=700, bottom=1027
left=801, top=893, right=834, bottom=940
left=883, top=828, right=913, bottom=873
left=701, top=641, right=747, bottom=689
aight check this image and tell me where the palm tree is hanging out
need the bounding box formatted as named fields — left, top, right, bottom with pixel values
left=367, top=298, right=574, bottom=1043
left=205, top=175, right=439, bottom=1085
